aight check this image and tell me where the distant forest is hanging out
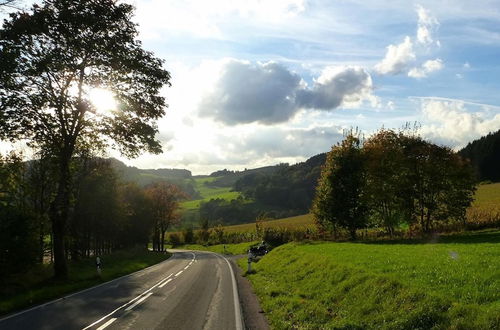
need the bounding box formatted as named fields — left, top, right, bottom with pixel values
left=459, top=129, right=500, bottom=182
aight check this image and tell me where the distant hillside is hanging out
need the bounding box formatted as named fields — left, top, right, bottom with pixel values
left=233, top=153, right=327, bottom=213
left=206, top=165, right=281, bottom=187
left=108, top=158, right=199, bottom=198
left=459, top=130, right=500, bottom=182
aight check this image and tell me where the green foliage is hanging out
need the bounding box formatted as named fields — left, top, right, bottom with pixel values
left=242, top=231, right=500, bottom=329
left=168, top=232, right=182, bottom=247
left=0, top=0, right=170, bottom=278
left=459, top=129, right=500, bottom=182
left=313, top=129, right=477, bottom=237
left=233, top=154, right=326, bottom=214
left=182, top=226, right=195, bottom=244
left=0, top=152, right=39, bottom=276
left=312, top=132, right=367, bottom=239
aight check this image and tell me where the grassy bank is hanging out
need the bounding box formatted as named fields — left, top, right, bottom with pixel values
left=240, top=230, right=500, bottom=329
left=0, top=249, right=170, bottom=316
left=174, top=241, right=257, bottom=255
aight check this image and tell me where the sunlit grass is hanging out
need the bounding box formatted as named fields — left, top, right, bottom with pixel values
left=180, top=176, right=241, bottom=211
left=241, top=230, right=500, bottom=329
left=174, top=241, right=257, bottom=255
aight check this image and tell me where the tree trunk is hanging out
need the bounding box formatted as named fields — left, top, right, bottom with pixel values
left=50, top=153, right=71, bottom=280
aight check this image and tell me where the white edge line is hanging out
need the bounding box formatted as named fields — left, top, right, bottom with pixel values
left=124, top=292, right=153, bottom=311
left=96, top=317, right=117, bottom=330
left=217, top=254, right=243, bottom=330
left=0, top=254, right=173, bottom=322
left=158, top=278, right=173, bottom=288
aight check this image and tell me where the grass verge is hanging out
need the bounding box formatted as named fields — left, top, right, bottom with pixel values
left=239, top=230, right=500, bottom=329
left=0, top=248, right=170, bottom=316
left=174, top=241, right=258, bottom=255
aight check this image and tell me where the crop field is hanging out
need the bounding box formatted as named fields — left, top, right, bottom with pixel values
left=222, top=183, right=500, bottom=233
left=222, top=214, right=314, bottom=233
left=241, top=230, right=500, bottom=329
left=180, top=176, right=240, bottom=211
left=473, top=182, right=500, bottom=210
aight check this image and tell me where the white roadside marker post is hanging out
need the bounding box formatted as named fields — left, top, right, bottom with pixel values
left=96, top=256, right=102, bottom=277
left=247, top=251, right=252, bottom=273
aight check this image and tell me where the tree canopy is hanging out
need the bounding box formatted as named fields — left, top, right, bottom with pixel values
left=0, top=0, right=171, bottom=278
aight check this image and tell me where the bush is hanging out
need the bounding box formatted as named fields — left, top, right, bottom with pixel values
left=182, top=226, right=194, bottom=244
left=168, top=233, right=182, bottom=247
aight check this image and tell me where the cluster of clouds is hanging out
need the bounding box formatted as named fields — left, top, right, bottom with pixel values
left=199, top=60, right=376, bottom=125
left=374, top=4, right=443, bottom=78
left=419, top=98, right=500, bottom=148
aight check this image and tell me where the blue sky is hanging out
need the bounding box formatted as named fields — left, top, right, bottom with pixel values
left=3, top=0, right=500, bottom=174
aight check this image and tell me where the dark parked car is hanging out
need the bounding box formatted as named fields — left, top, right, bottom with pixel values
left=248, top=242, right=268, bottom=259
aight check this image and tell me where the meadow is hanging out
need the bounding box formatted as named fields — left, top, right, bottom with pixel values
left=180, top=176, right=240, bottom=211
left=241, top=230, right=500, bottom=329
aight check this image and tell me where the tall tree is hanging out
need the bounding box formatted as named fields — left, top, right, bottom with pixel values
left=146, top=182, right=187, bottom=251
left=364, top=129, right=408, bottom=236
left=312, top=132, right=367, bottom=239
left=0, top=0, right=170, bottom=278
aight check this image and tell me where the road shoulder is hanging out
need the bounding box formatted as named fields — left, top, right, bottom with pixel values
left=228, top=256, right=270, bottom=330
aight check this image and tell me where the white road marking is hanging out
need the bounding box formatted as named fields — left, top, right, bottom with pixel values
left=0, top=257, right=172, bottom=323
left=96, top=318, right=117, bottom=330
left=158, top=278, right=173, bottom=288
left=217, top=254, right=243, bottom=330
left=125, top=292, right=153, bottom=311
left=184, top=265, right=189, bottom=270
left=81, top=251, right=196, bottom=330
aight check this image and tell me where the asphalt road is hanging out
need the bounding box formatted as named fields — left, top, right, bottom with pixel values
left=0, top=250, right=243, bottom=330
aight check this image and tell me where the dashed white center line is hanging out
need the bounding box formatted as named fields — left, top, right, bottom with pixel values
left=83, top=252, right=198, bottom=330
left=96, top=318, right=117, bottom=330
left=125, top=292, right=153, bottom=311
left=158, top=278, right=173, bottom=288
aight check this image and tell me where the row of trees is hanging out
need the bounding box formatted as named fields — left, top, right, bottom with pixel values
left=312, top=129, right=476, bottom=239
left=0, top=153, right=185, bottom=279
left=0, top=0, right=171, bottom=278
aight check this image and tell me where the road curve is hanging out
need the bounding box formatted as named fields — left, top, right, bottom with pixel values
left=0, top=250, right=243, bottom=330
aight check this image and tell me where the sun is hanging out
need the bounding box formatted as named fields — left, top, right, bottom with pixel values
left=88, top=88, right=117, bottom=113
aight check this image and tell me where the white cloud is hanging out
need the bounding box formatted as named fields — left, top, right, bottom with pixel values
left=297, top=66, right=375, bottom=110
left=133, top=0, right=306, bottom=39
left=199, top=60, right=377, bottom=125
left=374, top=36, right=416, bottom=75
left=199, top=60, right=303, bottom=124
left=463, top=62, right=471, bottom=69
left=420, top=99, right=500, bottom=148
left=375, top=5, right=441, bottom=76
left=416, top=4, right=439, bottom=46
left=408, top=58, right=443, bottom=78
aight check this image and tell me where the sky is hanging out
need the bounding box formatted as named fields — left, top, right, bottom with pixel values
left=3, top=0, right=500, bottom=174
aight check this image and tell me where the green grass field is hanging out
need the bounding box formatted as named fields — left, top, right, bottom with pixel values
left=174, top=241, right=257, bottom=255
left=241, top=230, right=500, bottom=329
left=0, top=249, right=170, bottom=316
left=180, top=177, right=240, bottom=211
